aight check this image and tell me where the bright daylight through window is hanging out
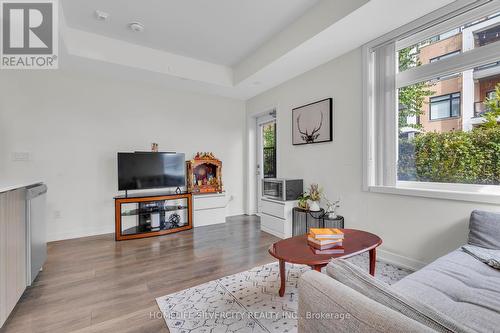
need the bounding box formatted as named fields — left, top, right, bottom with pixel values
left=365, top=1, right=500, bottom=195
left=398, top=12, right=500, bottom=185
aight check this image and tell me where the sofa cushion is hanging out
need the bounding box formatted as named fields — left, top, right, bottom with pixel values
left=393, top=249, right=500, bottom=333
left=326, top=259, right=472, bottom=333
left=468, top=210, right=500, bottom=250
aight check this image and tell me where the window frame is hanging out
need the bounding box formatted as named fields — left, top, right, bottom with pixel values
left=429, top=50, right=461, bottom=63
left=362, top=0, right=500, bottom=204
left=486, top=89, right=496, bottom=100
left=429, top=92, right=461, bottom=120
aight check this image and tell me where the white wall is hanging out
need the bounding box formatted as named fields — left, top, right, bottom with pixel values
left=246, top=48, right=500, bottom=269
left=0, top=70, right=245, bottom=241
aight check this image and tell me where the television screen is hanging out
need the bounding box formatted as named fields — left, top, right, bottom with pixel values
left=118, top=152, right=186, bottom=191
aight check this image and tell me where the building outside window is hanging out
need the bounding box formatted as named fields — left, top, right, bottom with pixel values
left=398, top=12, right=500, bottom=133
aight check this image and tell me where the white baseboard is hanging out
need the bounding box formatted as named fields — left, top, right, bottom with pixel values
left=226, top=210, right=245, bottom=217
left=377, top=248, right=428, bottom=272
left=48, top=226, right=114, bottom=242
left=260, top=225, right=284, bottom=239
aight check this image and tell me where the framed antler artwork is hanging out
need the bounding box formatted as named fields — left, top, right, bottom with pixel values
left=292, top=98, right=332, bottom=145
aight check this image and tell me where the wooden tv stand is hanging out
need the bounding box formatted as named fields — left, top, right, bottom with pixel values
left=114, top=192, right=193, bottom=241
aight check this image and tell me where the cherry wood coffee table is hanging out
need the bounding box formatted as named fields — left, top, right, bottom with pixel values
left=268, top=229, right=382, bottom=296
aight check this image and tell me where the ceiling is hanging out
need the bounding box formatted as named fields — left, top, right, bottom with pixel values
left=59, top=0, right=459, bottom=100
left=61, top=0, right=319, bottom=66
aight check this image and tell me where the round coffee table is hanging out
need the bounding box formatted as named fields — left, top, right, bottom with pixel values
left=268, top=229, right=382, bottom=297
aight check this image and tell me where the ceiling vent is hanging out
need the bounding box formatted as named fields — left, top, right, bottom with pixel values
left=95, top=10, right=109, bottom=21
left=128, top=22, right=145, bottom=32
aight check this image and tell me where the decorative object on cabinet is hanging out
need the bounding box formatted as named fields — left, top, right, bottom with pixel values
left=307, top=183, right=323, bottom=212
left=167, top=213, right=181, bottom=228
left=297, top=192, right=310, bottom=210
left=114, top=192, right=192, bottom=241
left=186, top=152, right=222, bottom=194
left=324, top=196, right=341, bottom=219
left=151, top=143, right=159, bottom=152
left=292, top=98, right=332, bottom=145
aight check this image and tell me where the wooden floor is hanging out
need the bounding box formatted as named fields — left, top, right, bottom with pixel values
left=1, top=215, right=279, bottom=333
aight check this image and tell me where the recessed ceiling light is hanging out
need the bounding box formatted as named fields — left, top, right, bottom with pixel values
left=128, top=22, right=145, bottom=32
left=95, top=10, right=109, bottom=21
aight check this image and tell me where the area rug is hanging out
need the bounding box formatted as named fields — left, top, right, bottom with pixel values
left=156, top=253, right=412, bottom=333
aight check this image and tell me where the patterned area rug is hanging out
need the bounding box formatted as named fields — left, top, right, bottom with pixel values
left=156, top=253, right=412, bottom=333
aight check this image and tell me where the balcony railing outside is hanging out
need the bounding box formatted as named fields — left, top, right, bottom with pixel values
left=263, top=147, right=276, bottom=178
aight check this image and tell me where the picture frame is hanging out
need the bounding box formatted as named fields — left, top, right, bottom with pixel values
left=292, top=98, right=333, bottom=145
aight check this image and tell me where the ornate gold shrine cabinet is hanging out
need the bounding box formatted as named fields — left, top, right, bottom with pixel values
left=186, top=152, right=223, bottom=193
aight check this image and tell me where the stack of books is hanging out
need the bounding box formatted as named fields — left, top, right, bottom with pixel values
left=307, top=228, right=345, bottom=254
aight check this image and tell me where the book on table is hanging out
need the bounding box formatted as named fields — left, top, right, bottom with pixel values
left=307, top=235, right=343, bottom=250
left=309, top=228, right=344, bottom=239
left=307, top=235, right=342, bottom=246
left=311, top=246, right=345, bottom=255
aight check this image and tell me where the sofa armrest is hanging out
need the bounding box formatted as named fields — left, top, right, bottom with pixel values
left=298, top=270, right=435, bottom=333
left=468, top=210, right=500, bottom=249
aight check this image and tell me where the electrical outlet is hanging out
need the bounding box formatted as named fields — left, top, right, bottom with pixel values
left=53, top=211, right=61, bottom=219
left=11, top=152, right=30, bottom=162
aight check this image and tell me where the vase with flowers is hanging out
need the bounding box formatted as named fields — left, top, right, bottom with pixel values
left=307, top=184, right=323, bottom=212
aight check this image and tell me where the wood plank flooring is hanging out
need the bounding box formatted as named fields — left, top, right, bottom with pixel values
left=0, top=215, right=279, bottom=333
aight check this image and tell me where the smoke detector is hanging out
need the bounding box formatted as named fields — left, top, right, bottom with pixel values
left=95, top=10, right=109, bottom=21
left=128, top=22, right=145, bottom=32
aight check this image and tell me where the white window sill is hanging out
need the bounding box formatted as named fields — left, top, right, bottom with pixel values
left=368, top=182, right=500, bottom=204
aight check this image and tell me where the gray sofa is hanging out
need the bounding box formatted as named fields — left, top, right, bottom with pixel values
left=298, top=210, right=500, bottom=333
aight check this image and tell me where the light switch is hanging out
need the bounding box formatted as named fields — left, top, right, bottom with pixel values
left=11, top=152, right=30, bottom=162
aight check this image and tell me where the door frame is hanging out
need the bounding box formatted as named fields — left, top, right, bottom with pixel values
left=256, top=116, right=276, bottom=214
left=246, top=107, right=277, bottom=215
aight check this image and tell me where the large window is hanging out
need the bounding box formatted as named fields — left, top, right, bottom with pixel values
left=364, top=0, right=500, bottom=202
left=429, top=93, right=461, bottom=120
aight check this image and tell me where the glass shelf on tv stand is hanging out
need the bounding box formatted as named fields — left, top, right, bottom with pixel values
left=119, top=197, right=190, bottom=238
left=121, top=205, right=188, bottom=217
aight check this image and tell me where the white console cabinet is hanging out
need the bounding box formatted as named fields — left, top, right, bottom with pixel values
left=193, top=192, right=228, bottom=227
left=260, top=198, right=297, bottom=239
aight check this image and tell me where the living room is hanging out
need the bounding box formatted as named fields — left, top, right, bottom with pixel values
left=1, top=0, right=499, bottom=332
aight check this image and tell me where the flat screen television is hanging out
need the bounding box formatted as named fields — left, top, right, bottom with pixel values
left=117, top=152, right=186, bottom=191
